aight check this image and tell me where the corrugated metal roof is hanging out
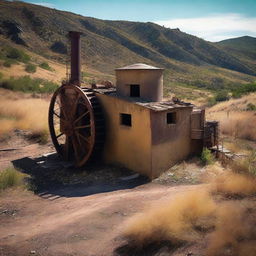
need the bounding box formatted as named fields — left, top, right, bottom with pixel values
left=115, top=63, right=163, bottom=70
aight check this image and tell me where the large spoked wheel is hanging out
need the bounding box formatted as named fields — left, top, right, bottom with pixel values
left=49, top=84, right=98, bottom=166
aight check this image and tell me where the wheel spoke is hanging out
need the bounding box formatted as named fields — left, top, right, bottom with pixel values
left=56, top=132, right=64, bottom=139
left=74, top=110, right=89, bottom=124
left=64, top=136, right=70, bottom=160
left=71, top=135, right=80, bottom=163
left=76, top=132, right=91, bottom=144
left=53, top=111, right=61, bottom=119
left=74, top=124, right=91, bottom=129
left=71, top=96, right=80, bottom=118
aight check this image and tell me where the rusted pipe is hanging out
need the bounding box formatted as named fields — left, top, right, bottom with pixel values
left=69, top=31, right=82, bottom=86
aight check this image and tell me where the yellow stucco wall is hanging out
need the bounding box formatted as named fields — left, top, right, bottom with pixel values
left=150, top=108, right=193, bottom=178
left=116, top=69, right=163, bottom=102
left=96, top=93, right=153, bottom=177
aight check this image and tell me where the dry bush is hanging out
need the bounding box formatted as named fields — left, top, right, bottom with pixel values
left=211, top=171, right=256, bottom=196
left=208, top=93, right=256, bottom=112
left=0, top=98, right=49, bottom=140
left=0, top=167, right=25, bottom=190
left=230, top=153, right=256, bottom=176
left=207, top=93, right=256, bottom=141
left=123, top=168, right=256, bottom=255
left=208, top=111, right=256, bottom=141
left=206, top=202, right=256, bottom=256
left=124, top=189, right=216, bottom=246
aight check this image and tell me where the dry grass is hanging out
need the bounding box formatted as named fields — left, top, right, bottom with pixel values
left=208, top=93, right=256, bottom=112
left=123, top=165, right=256, bottom=254
left=206, top=202, right=256, bottom=256
left=124, top=189, right=216, bottom=245
left=0, top=167, right=25, bottom=191
left=211, top=171, right=256, bottom=196
left=207, top=93, right=256, bottom=141
left=0, top=98, right=49, bottom=140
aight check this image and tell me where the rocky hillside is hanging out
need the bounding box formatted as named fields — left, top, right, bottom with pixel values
left=0, top=0, right=255, bottom=91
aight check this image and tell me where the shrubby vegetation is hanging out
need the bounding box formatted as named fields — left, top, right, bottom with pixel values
left=207, top=82, right=256, bottom=106
left=0, top=46, right=32, bottom=69
left=0, top=167, right=24, bottom=191
left=231, top=82, right=256, bottom=98
left=5, top=46, right=30, bottom=63
left=246, top=103, right=256, bottom=111
left=201, top=148, right=214, bottom=165
left=25, top=63, right=37, bottom=73
left=39, top=61, right=53, bottom=71
left=0, top=76, right=58, bottom=93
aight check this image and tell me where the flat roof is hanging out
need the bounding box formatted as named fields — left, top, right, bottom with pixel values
left=115, top=63, right=163, bottom=70
left=94, top=88, right=193, bottom=111
left=136, top=101, right=193, bottom=111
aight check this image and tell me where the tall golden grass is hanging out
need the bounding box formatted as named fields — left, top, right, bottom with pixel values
left=207, top=110, right=256, bottom=141
left=124, top=189, right=216, bottom=245
left=123, top=169, right=256, bottom=255
left=0, top=98, right=49, bottom=138
left=206, top=202, right=256, bottom=256
left=207, top=93, right=256, bottom=141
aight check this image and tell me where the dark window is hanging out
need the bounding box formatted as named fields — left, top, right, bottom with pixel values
left=167, top=112, right=176, bottom=124
left=120, top=113, right=132, bottom=126
left=130, top=84, right=140, bottom=97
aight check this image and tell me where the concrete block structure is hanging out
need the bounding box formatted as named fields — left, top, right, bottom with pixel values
left=49, top=33, right=218, bottom=179
left=95, top=63, right=209, bottom=178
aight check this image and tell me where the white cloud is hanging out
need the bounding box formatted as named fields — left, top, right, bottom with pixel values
left=155, top=13, right=256, bottom=42
left=31, top=2, right=55, bottom=8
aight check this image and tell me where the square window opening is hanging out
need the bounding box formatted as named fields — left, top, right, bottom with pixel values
left=130, top=84, right=140, bottom=97
left=167, top=112, right=176, bottom=124
left=120, top=113, right=132, bottom=126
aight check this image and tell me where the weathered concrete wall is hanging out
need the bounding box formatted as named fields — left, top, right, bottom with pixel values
left=150, top=108, right=193, bottom=178
left=116, top=69, right=163, bottom=102
left=96, top=93, right=152, bottom=177
left=190, top=110, right=205, bottom=155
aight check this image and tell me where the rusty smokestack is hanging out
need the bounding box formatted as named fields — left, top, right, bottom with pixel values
left=69, top=31, right=82, bottom=86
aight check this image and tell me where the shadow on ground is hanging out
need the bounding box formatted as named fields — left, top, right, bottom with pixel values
left=12, top=153, right=149, bottom=198
left=114, top=240, right=187, bottom=256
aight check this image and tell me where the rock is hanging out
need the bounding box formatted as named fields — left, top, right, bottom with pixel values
left=30, top=251, right=36, bottom=254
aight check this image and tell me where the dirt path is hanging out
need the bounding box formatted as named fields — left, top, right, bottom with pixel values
left=0, top=133, right=203, bottom=256
left=0, top=181, right=201, bottom=256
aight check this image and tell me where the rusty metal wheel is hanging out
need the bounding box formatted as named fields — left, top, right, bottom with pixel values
left=48, top=84, right=105, bottom=166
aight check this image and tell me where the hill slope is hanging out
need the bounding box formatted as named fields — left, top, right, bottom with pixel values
left=0, top=0, right=255, bottom=92
left=216, top=36, right=256, bottom=72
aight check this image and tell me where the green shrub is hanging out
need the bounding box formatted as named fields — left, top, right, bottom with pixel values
left=3, top=59, right=17, bottom=67
left=25, top=63, right=37, bottom=73
left=39, top=62, right=52, bottom=71
left=0, top=76, right=58, bottom=93
left=0, top=72, right=3, bottom=80
left=0, top=167, right=24, bottom=191
left=207, top=97, right=217, bottom=107
left=215, top=90, right=229, bottom=102
left=232, top=82, right=256, bottom=98
left=6, top=47, right=30, bottom=63
left=246, top=103, right=256, bottom=111
left=201, top=148, right=214, bottom=165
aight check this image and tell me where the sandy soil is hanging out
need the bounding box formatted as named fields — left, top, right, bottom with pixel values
left=0, top=182, right=201, bottom=256
left=0, top=134, right=203, bottom=256
left=1, top=133, right=255, bottom=256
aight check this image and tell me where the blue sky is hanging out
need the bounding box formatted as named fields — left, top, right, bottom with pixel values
left=23, top=0, right=256, bottom=41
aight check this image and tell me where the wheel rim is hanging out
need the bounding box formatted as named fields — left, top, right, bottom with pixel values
left=48, top=84, right=95, bottom=166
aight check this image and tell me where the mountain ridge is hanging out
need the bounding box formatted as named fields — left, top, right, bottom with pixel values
left=0, top=0, right=255, bottom=91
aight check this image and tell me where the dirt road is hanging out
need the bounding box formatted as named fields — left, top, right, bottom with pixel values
left=0, top=180, right=201, bottom=256
left=0, top=134, right=203, bottom=256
